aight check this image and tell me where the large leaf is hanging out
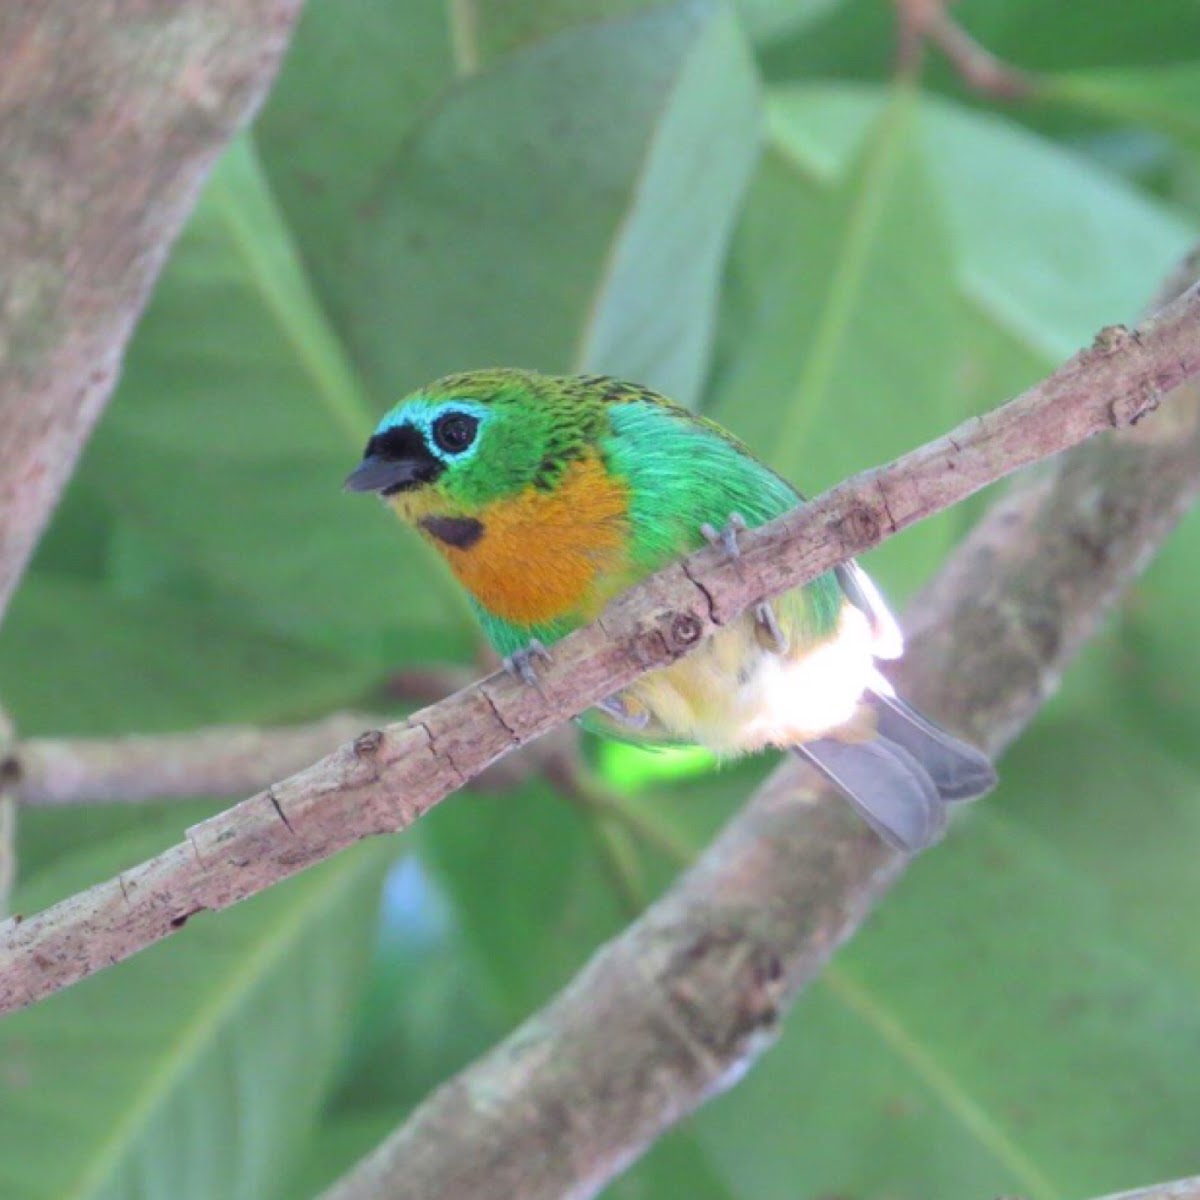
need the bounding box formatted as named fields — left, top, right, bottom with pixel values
left=1045, top=63, right=1200, bottom=157
left=703, top=83, right=1195, bottom=603
left=760, top=0, right=1200, bottom=86
left=0, top=572, right=384, bottom=876
left=256, top=0, right=457, bottom=328
left=0, top=576, right=376, bottom=738
left=441, top=0, right=846, bottom=61
left=79, top=136, right=469, bottom=657
left=418, top=777, right=633, bottom=1019
left=705, top=82, right=963, bottom=600
left=0, top=824, right=392, bottom=1200
left=344, top=0, right=761, bottom=408
left=1108, top=506, right=1200, bottom=780
left=683, top=737, right=1200, bottom=1199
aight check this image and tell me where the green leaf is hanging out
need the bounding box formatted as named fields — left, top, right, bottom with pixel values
left=83, top=0, right=760, bottom=666
left=0, top=824, right=392, bottom=1200
left=703, top=83, right=1195, bottom=604
left=1110, top=507, right=1200, bottom=780
left=705, top=83, right=964, bottom=601
left=606, top=1130, right=736, bottom=1199
left=442, top=0, right=843, bottom=63
left=337, top=855, right=500, bottom=1110
left=915, top=93, right=1195, bottom=361
left=344, top=0, right=761, bottom=408
left=1046, top=63, right=1200, bottom=156
left=733, top=0, right=845, bottom=46
left=0, top=571, right=382, bottom=876
left=82, top=136, right=469, bottom=656
left=761, top=0, right=1200, bottom=86
left=255, top=0, right=457, bottom=328
left=418, top=778, right=631, bottom=1019
left=687, top=768, right=1200, bottom=1199
left=1, top=575, right=375, bottom=737
left=445, top=0, right=669, bottom=68
left=280, top=1111, right=407, bottom=1200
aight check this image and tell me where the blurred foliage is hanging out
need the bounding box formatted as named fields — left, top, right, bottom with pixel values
left=2, top=0, right=1199, bottom=1197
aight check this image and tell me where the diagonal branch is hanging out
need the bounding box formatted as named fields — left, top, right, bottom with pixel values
left=1099, top=1176, right=1200, bottom=1200
left=0, top=0, right=303, bottom=624
left=1, top=281, right=1199, bottom=1016
left=0, top=709, right=14, bottom=916
left=891, top=0, right=1033, bottom=98
left=323, top=258, right=1200, bottom=1200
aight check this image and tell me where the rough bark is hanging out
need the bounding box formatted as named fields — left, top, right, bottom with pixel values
left=0, top=0, right=303, bottom=620
left=13, top=712, right=578, bottom=805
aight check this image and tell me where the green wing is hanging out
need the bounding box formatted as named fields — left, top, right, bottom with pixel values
left=602, top=397, right=844, bottom=645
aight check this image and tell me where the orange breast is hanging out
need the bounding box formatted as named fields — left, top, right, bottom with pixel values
left=399, top=455, right=631, bottom=626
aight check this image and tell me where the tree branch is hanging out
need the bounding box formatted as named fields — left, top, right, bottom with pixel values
left=891, top=0, right=1034, bottom=98
left=12, top=712, right=579, bottom=806
left=0, top=0, right=303, bottom=623
left=0, top=283, right=1198, bottom=1017
left=0, top=709, right=15, bottom=916
left=13, top=715, right=389, bottom=808
left=323, top=265, right=1200, bottom=1200
left=1098, top=1176, right=1200, bottom=1200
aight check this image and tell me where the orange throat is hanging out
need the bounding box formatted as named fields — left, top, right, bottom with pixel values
left=391, top=455, right=630, bottom=626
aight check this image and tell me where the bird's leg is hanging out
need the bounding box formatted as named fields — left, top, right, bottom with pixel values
left=595, top=694, right=650, bottom=731
left=701, top=513, right=790, bottom=655
left=700, top=510, right=747, bottom=561
left=503, top=638, right=552, bottom=688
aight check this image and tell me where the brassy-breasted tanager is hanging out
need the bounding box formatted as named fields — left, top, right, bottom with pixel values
left=346, top=369, right=995, bottom=852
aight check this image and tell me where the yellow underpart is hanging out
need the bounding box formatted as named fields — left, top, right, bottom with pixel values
left=392, top=454, right=631, bottom=626
left=614, top=603, right=878, bottom=755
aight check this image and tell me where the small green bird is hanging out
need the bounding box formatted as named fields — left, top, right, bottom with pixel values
left=346, top=368, right=995, bottom=852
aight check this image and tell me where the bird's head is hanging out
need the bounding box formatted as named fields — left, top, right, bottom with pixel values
left=345, top=368, right=609, bottom=519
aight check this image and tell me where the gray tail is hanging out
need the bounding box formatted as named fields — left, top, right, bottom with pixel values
left=867, top=691, right=996, bottom=803
left=793, top=694, right=996, bottom=855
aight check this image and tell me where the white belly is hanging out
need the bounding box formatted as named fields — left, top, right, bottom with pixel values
left=623, top=603, right=888, bottom=755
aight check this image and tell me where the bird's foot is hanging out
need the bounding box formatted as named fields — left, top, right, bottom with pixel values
left=700, top=511, right=748, bottom=562
left=503, top=639, right=552, bottom=688
left=700, top=513, right=790, bottom=655
left=595, top=694, right=650, bottom=732
left=752, top=601, right=789, bottom=655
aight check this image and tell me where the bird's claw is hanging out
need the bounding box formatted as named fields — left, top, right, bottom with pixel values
left=702, top=513, right=789, bottom=656
left=504, top=639, right=552, bottom=688
left=596, top=694, right=650, bottom=731
left=701, top=511, right=748, bottom=561
left=753, top=601, right=790, bottom=655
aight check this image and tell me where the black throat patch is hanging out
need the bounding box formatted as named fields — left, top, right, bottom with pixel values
left=420, top=515, right=485, bottom=551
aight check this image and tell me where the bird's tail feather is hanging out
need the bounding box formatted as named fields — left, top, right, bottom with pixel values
left=867, top=691, right=997, bottom=803
left=792, top=697, right=996, bottom=854
left=793, top=738, right=947, bottom=853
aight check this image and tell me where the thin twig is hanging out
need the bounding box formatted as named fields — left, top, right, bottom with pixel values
left=0, top=284, right=1198, bottom=1016
left=891, top=0, right=1033, bottom=98
left=13, top=713, right=581, bottom=806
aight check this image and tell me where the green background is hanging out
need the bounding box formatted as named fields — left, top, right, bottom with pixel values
left=3, top=1, right=1200, bottom=1196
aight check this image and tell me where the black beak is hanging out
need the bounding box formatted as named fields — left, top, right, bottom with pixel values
left=346, top=424, right=445, bottom=495
left=344, top=454, right=429, bottom=495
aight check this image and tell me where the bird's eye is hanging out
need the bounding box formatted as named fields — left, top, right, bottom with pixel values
left=431, top=412, right=479, bottom=456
